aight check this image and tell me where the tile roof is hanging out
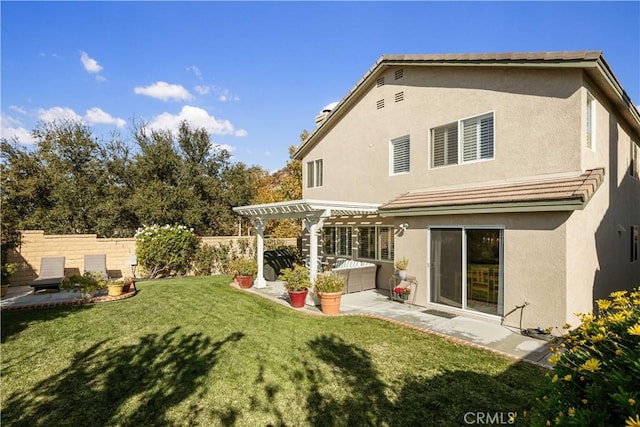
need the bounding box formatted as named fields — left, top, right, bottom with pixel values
left=380, top=51, right=603, bottom=63
left=379, top=168, right=605, bottom=215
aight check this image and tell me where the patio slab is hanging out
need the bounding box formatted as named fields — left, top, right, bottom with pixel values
left=247, top=281, right=554, bottom=368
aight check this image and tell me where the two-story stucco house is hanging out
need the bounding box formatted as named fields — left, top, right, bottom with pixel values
left=235, top=51, right=640, bottom=330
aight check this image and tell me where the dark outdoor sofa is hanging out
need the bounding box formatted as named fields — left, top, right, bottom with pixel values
left=263, top=249, right=297, bottom=282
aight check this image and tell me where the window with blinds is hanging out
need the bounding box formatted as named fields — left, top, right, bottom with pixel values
left=323, top=227, right=352, bottom=256
left=431, top=112, right=494, bottom=168
left=357, top=226, right=394, bottom=261
left=631, top=142, right=639, bottom=179
left=586, top=93, right=595, bottom=150
left=390, top=135, right=410, bottom=175
left=431, top=123, right=458, bottom=167
left=306, top=159, right=323, bottom=188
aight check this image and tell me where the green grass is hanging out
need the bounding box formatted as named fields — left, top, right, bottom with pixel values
left=1, top=277, right=546, bottom=426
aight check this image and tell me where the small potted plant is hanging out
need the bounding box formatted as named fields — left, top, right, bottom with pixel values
left=62, top=272, right=106, bottom=299
left=314, top=273, right=346, bottom=315
left=1, top=262, right=18, bottom=297
left=394, top=257, right=409, bottom=279
left=122, top=276, right=136, bottom=293
left=230, top=258, right=258, bottom=289
left=107, top=279, right=124, bottom=297
left=279, top=265, right=311, bottom=308
left=393, top=286, right=411, bottom=301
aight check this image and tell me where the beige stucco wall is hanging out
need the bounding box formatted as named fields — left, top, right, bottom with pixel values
left=394, top=213, right=570, bottom=330
left=302, top=66, right=583, bottom=204
left=6, top=231, right=296, bottom=285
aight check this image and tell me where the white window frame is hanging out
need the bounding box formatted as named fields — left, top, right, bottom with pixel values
left=430, top=111, right=495, bottom=169
left=586, top=92, right=596, bottom=151
left=357, top=226, right=394, bottom=262
left=389, top=135, right=410, bottom=175
left=306, top=159, right=323, bottom=188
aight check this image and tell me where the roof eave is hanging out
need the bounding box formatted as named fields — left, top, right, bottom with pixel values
left=379, top=199, right=586, bottom=217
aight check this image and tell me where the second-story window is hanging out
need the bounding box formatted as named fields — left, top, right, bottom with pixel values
left=307, top=159, right=323, bottom=188
left=390, top=135, right=410, bottom=175
left=586, top=92, right=596, bottom=150
left=431, top=112, right=494, bottom=168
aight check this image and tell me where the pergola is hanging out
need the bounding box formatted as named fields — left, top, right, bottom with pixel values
left=233, top=199, right=380, bottom=294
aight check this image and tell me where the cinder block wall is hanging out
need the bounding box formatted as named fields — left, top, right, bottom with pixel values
left=6, top=231, right=296, bottom=285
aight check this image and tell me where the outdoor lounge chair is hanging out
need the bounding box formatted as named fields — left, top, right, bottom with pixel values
left=31, top=256, right=65, bottom=293
left=84, top=254, right=108, bottom=280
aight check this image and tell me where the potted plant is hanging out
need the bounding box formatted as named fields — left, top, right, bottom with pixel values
left=394, top=257, right=409, bottom=279
left=62, top=272, right=106, bottom=299
left=1, top=262, right=18, bottom=297
left=279, top=265, right=310, bottom=308
left=230, top=258, right=258, bottom=289
left=122, top=276, right=136, bottom=293
left=314, top=273, right=346, bottom=315
left=107, top=279, right=124, bottom=297
left=393, top=286, right=411, bottom=301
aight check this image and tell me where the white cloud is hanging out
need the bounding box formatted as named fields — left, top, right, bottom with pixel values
left=80, top=51, right=103, bottom=74
left=1, top=113, right=35, bottom=144
left=134, top=81, right=193, bottom=102
left=216, top=88, right=240, bottom=102
left=84, top=107, right=126, bottom=128
left=264, top=150, right=272, bottom=156
left=216, top=144, right=236, bottom=153
left=38, top=106, right=82, bottom=122
left=148, top=105, right=247, bottom=137
left=9, top=105, right=27, bottom=115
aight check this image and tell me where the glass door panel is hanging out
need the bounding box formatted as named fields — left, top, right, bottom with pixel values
left=430, top=229, right=463, bottom=308
left=466, top=229, right=502, bottom=316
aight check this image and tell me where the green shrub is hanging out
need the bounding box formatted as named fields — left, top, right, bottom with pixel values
left=62, top=272, right=106, bottom=296
left=314, top=273, right=345, bottom=294
left=533, top=287, right=640, bottom=426
left=229, top=258, right=257, bottom=276
left=279, top=265, right=310, bottom=292
left=193, top=244, right=216, bottom=276
left=135, top=224, right=200, bottom=279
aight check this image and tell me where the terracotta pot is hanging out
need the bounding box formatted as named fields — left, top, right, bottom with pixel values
left=236, top=275, right=253, bottom=289
left=107, top=284, right=124, bottom=297
left=319, top=291, right=342, bottom=315
left=288, top=289, right=308, bottom=308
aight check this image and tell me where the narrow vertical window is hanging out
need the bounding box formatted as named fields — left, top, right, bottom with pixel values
left=632, top=225, right=639, bottom=263
left=631, top=142, right=639, bottom=178
left=586, top=93, right=596, bottom=150
left=306, top=159, right=323, bottom=188
left=432, top=123, right=458, bottom=167
left=390, top=135, right=410, bottom=174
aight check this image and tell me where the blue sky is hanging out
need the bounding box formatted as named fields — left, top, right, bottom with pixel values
left=2, top=1, right=639, bottom=171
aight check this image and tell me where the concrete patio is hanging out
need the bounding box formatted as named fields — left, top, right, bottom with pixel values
left=246, top=281, right=554, bottom=368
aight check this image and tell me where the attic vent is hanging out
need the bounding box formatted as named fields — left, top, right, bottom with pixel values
left=376, top=99, right=385, bottom=110
left=394, top=68, right=404, bottom=80
left=395, top=92, right=404, bottom=103
left=376, top=77, right=385, bottom=87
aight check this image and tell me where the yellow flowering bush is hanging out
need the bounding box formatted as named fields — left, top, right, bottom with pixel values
left=533, top=287, right=640, bottom=426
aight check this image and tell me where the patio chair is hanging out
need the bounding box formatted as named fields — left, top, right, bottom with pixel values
left=84, top=254, right=108, bottom=280
left=31, top=256, right=65, bottom=294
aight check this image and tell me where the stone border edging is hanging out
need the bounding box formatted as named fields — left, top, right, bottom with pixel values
left=0, top=289, right=138, bottom=312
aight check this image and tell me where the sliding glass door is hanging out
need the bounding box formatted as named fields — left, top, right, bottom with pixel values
left=430, top=228, right=503, bottom=316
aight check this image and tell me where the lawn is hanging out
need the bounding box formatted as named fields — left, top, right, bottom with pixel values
left=1, top=277, right=547, bottom=426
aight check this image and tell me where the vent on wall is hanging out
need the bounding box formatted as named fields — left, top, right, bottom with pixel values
left=376, top=77, right=385, bottom=87
left=376, top=99, right=385, bottom=109
left=395, top=68, right=404, bottom=80
left=395, top=92, right=404, bottom=103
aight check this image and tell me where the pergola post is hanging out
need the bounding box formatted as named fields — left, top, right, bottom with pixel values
left=253, top=217, right=267, bottom=289
left=305, top=213, right=328, bottom=306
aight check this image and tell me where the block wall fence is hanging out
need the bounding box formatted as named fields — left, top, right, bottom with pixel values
left=5, top=230, right=296, bottom=286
